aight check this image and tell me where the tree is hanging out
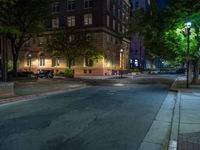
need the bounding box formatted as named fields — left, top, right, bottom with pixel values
left=0, top=0, right=51, bottom=76
left=128, top=0, right=200, bottom=83
left=161, top=0, right=200, bottom=83
left=127, top=1, right=175, bottom=62
left=46, top=27, right=100, bottom=69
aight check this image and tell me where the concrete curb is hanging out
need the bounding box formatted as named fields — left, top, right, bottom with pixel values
left=0, top=85, right=87, bottom=105
left=168, top=90, right=181, bottom=150
left=138, top=92, right=176, bottom=150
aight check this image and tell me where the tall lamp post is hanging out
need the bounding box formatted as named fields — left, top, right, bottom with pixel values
left=120, top=48, right=124, bottom=78
left=28, top=53, right=32, bottom=71
left=185, top=22, right=192, bottom=88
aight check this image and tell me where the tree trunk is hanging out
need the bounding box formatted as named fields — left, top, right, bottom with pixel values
left=192, top=58, right=200, bottom=84
left=68, top=59, right=71, bottom=69
left=12, top=52, right=19, bottom=77
left=189, top=61, right=193, bottom=83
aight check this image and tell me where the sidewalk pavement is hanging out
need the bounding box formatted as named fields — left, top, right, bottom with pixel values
left=0, top=78, right=87, bottom=105
left=169, top=78, right=200, bottom=150
left=138, top=77, right=200, bottom=150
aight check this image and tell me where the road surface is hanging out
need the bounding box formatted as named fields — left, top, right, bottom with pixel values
left=0, top=83, right=170, bottom=150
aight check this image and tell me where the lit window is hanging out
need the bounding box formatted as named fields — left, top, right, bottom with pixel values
left=52, top=18, right=59, bottom=28
left=84, top=14, right=93, bottom=25
left=67, top=16, right=75, bottom=27
left=39, top=54, right=45, bottom=66
left=84, top=0, right=93, bottom=8
left=52, top=57, right=60, bottom=67
left=67, top=0, right=75, bottom=11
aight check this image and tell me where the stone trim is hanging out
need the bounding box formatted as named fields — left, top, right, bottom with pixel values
left=0, top=82, right=14, bottom=98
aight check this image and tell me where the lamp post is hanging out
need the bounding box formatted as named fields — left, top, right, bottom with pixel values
left=185, top=22, right=192, bottom=88
left=120, top=48, right=124, bottom=78
left=28, top=53, right=32, bottom=71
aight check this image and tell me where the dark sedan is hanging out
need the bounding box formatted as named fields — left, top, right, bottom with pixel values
left=36, top=70, right=54, bottom=78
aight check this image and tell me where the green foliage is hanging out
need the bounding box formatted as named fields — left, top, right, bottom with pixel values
left=63, top=68, right=74, bottom=78
left=127, top=0, right=200, bottom=63
left=0, top=0, right=51, bottom=75
left=46, top=27, right=100, bottom=68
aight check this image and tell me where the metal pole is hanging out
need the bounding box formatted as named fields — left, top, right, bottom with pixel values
left=121, top=53, right=123, bottom=78
left=186, top=28, right=190, bottom=88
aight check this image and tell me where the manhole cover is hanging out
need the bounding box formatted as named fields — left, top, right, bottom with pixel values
left=178, top=132, right=200, bottom=150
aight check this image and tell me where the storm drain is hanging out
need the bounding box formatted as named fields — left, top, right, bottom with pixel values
left=178, top=132, right=200, bottom=150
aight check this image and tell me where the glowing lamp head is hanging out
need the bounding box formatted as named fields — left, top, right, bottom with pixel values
left=120, top=49, right=124, bottom=53
left=185, top=22, right=192, bottom=29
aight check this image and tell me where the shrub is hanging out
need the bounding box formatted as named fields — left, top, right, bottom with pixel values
left=63, top=68, right=74, bottom=78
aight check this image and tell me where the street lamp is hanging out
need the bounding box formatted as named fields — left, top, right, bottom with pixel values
left=120, top=48, right=124, bottom=78
left=185, top=21, right=192, bottom=88
left=28, top=53, right=32, bottom=71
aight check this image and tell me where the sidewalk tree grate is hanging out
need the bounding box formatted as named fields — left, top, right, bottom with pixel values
left=178, top=132, right=200, bottom=150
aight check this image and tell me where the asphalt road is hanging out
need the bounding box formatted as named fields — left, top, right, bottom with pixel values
left=0, top=83, right=170, bottom=150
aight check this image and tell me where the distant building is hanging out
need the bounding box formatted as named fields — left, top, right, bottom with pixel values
left=129, top=0, right=150, bottom=69
left=19, top=0, right=131, bottom=76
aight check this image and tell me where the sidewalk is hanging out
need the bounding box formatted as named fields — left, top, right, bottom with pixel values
left=0, top=78, right=87, bottom=105
left=169, top=78, right=200, bottom=150
left=138, top=77, right=200, bottom=150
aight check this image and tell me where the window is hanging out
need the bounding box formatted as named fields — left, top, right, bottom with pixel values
left=38, top=37, right=45, bottom=46
left=118, top=9, right=121, bottom=19
left=71, top=58, right=75, bottom=66
left=67, top=0, right=75, bottom=11
left=84, top=0, right=93, bottom=8
left=113, top=19, right=115, bottom=31
left=67, top=16, right=75, bottom=27
left=52, top=57, right=60, bottom=67
left=107, top=15, right=110, bottom=27
left=113, top=5, right=115, bottom=16
left=122, top=25, right=125, bottom=34
left=106, top=34, right=110, bottom=42
left=52, top=18, right=59, bottom=28
left=85, top=57, right=93, bottom=66
left=39, top=54, right=45, bottom=66
left=107, top=0, right=110, bottom=10
left=122, top=12, right=125, bottom=23
left=84, top=14, right=93, bottom=25
left=52, top=2, right=59, bottom=13
left=118, top=23, right=121, bottom=33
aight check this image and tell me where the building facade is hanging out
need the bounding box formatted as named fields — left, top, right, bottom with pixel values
left=19, top=0, right=131, bottom=76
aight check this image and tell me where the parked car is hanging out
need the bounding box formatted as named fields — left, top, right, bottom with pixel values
left=149, top=69, right=159, bottom=74
left=36, top=70, right=54, bottom=78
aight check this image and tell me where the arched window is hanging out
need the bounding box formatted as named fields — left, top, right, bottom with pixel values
left=85, top=57, right=93, bottom=67
left=39, top=53, right=45, bottom=66
left=52, top=56, right=60, bottom=67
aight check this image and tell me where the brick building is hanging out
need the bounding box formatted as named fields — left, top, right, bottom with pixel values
left=19, top=0, right=131, bottom=76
